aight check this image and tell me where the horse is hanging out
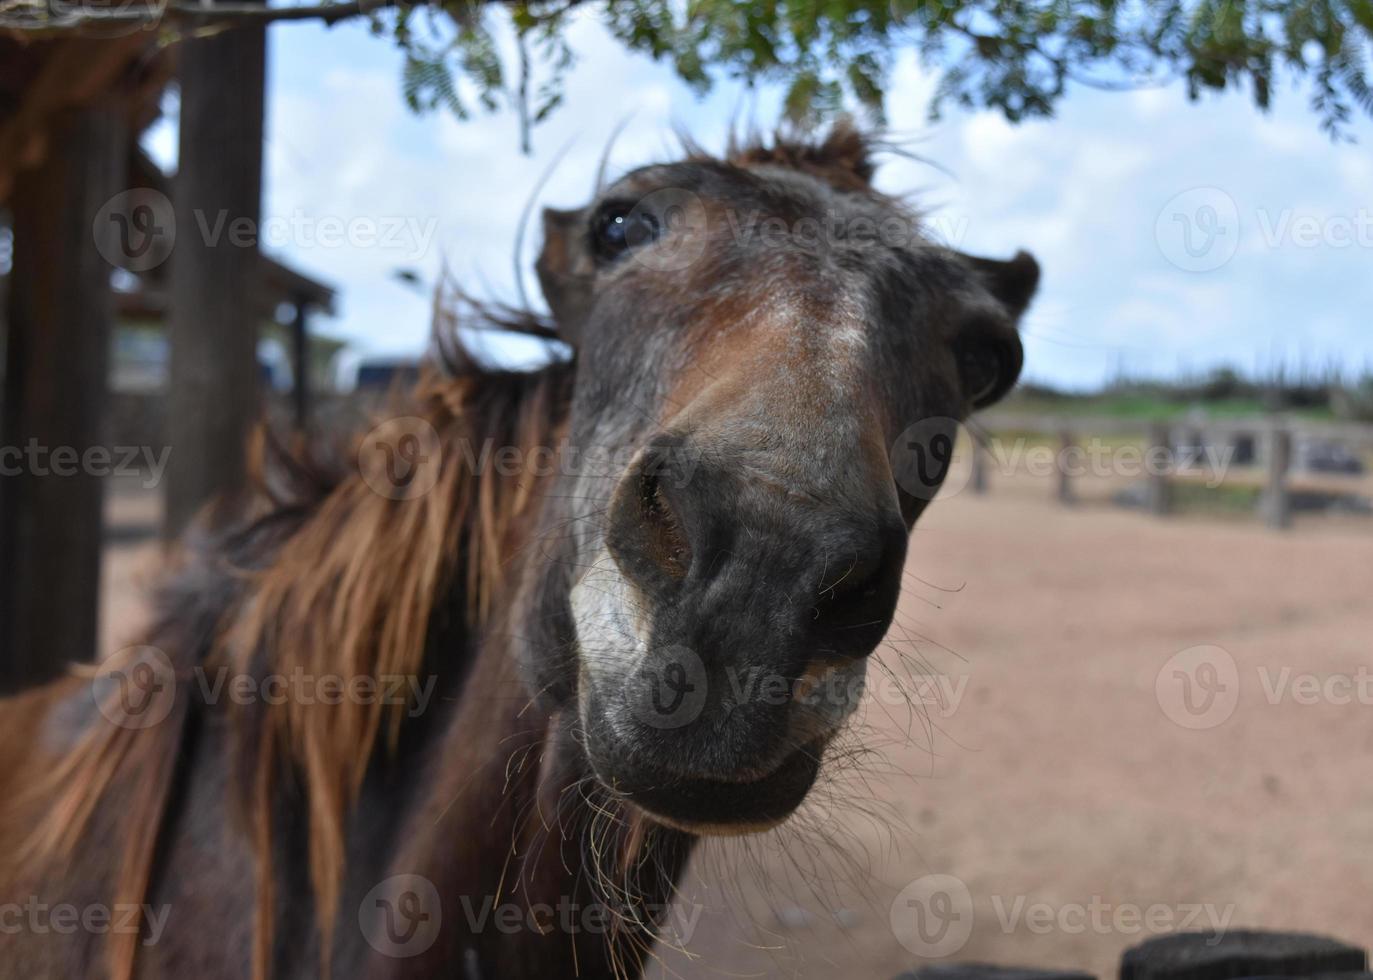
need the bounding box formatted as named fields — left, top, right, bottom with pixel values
left=0, top=123, right=1038, bottom=979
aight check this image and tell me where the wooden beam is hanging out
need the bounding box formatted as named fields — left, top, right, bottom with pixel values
left=162, top=13, right=266, bottom=538
left=1145, top=422, right=1172, bottom=517
left=291, top=300, right=310, bottom=428
left=969, top=438, right=988, bottom=495
left=0, top=102, right=127, bottom=692
left=0, top=37, right=151, bottom=204
left=1055, top=428, right=1076, bottom=505
left=1261, top=427, right=1293, bottom=530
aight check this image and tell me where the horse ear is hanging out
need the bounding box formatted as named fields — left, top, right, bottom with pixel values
left=536, top=207, right=595, bottom=341
left=953, top=249, right=1038, bottom=410
left=961, top=249, right=1040, bottom=319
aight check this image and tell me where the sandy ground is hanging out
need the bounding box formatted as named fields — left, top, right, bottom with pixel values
left=97, top=476, right=1373, bottom=980
left=653, top=479, right=1373, bottom=979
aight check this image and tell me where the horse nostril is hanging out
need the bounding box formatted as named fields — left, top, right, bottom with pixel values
left=637, top=468, right=692, bottom=581
left=810, top=533, right=906, bottom=656
left=606, top=452, right=694, bottom=594
left=820, top=559, right=882, bottom=605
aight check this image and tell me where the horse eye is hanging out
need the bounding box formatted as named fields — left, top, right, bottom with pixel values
left=591, top=204, right=660, bottom=262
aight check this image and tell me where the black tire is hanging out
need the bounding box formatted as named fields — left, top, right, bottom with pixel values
left=1120, top=930, right=1367, bottom=980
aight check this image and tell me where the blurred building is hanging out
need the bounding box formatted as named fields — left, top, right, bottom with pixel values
left=0, top=35, right=339, bottom=690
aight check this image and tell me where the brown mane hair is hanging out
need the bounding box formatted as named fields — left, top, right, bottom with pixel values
left=13, top=289, right=575, bottom=980
left=720, top=119, right=877, bottom=190
left=228, top=307, right=575, bottom=978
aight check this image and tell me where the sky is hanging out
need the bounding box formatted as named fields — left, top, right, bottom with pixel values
left=145, top=9, right=1373, bottom=392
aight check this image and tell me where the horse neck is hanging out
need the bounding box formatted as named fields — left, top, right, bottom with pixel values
left=356, top=503, right=695, bottom=980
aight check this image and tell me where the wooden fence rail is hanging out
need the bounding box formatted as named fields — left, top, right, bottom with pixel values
left=967, top=412, right=1373, bottom=530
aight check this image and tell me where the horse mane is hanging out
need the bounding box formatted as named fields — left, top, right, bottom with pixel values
left=14, top=284, right=575, bottom=980
left=229, top=292, right=576, bottom=977
left=709, top=117, right=879, bottom=191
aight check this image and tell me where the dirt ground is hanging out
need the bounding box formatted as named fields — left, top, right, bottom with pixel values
left=652, top=478, right=1373, bottom=979
left=98, top=476, right=1373, bottom=980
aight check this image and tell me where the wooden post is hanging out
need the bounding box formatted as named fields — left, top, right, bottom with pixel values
left=1146, top=422, right=1172, bottom=517
left=0, top=104, right=127, bottom=692
left=291, top=299, right=310, bottom=428
left=1056, top=429, right=1076, bottom=505
left=164, top=14, right=267, bottom=537
left=1261, top=427, right=1293, bottom=530
left=970, top=438, right=988, bottom=495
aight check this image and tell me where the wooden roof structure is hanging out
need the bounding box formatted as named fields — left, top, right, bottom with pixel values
left=0, top=34, right=168, bottom=203
left=0, top=37, right=335, bottom=318
left=1, top=27, right=333, bottom=691
left=112, top=148, right=337, bottom=321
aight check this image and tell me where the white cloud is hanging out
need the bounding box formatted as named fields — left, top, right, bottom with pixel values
left=248, top=14, right=1373, bottom=387
left=1130, top=87, right=1170, bottom=120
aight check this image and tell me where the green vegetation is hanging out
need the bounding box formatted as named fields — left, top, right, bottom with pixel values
left=13, top=2, right=1373, bottom=141
left=380, top=0, right=1373, bottom=145
left=1167, top=481, right=1265, bottom=515
left=1006, top=365, right=1373, bottom=422
left=14, top=2, right=1373, bottom=142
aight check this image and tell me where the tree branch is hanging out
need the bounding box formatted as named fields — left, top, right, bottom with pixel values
left=1, top=0, right=582, bottom=38
left=1, top=0, right=400, bottom=35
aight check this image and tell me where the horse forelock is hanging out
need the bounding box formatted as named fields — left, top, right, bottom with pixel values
left=716, top=118, right=879, bottom=191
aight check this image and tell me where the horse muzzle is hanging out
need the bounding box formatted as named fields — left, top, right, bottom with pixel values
left=569, top=430, right=906, bottom=833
